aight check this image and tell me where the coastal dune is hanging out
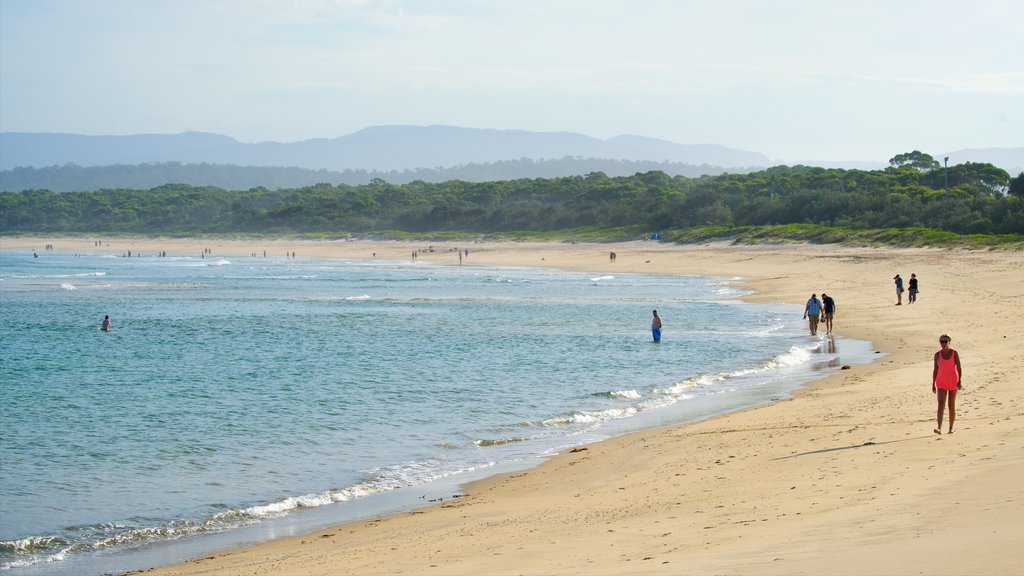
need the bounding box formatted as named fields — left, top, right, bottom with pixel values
left=7, top=238, right=1023, bottom=575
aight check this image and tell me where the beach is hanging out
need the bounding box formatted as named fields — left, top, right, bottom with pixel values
left=5, top=237, right=1023, bottom=575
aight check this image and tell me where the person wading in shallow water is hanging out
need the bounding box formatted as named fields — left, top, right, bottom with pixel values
left=932, top=334, right=962, bottom=435
left=650, top=309, right=663, bottom=342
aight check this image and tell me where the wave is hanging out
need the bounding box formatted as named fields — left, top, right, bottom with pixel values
left=0, top=456, right=497, bottom=570
left=221, top=274, right=321, bottom=281
left=179, top=259, right=231, bottom=267
left=6, top=281, right=207, bottom=292
left=542, top=405, right=639, bottom=426
left=473, top=436, right=534, bottom=447
left=657, top=344, right=815, bottom=394
left=544, top=343, right=821, bottom=431
left=4, top=271, right=107, bottom=279
left=0, top=516, right=257, bottom=570
left=609, top=389, right=642, bottom=400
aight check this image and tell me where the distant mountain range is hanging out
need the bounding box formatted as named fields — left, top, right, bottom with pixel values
left=0, top=126, right=772, bottom=172
left=0, top=127, right=1019, bottom=191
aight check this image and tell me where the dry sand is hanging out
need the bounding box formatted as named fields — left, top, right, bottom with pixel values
left=5, top=237, right=1023, bottom=575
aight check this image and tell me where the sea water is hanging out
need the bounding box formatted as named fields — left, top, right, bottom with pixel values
left=0, top=247, right=876, bottom=575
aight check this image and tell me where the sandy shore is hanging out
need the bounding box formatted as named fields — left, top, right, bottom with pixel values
left=5, top=237, right=1023, bottom=575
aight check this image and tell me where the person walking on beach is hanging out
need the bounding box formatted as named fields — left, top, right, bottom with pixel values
left=894, top=274, right=904, bottom=305
left=101, top=315, right=111, bottom=332
left=908, top=273, right=919, bottom=304
left=651, top=310, right=663, bottom=342
left=803, top=294, right=822, bottom=335
left=932, top=334, right=962, bottom=434
left=821, top=293, right=835, bottom=335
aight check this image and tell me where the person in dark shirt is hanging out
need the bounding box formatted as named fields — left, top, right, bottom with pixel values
left=821, top=293, right=835, bottom=335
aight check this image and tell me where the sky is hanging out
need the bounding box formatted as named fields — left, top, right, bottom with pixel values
left=1, top=0, right=1021, bottom=163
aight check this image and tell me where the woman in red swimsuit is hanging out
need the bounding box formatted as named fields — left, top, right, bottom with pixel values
left=932, top=334, right=962, bottom=435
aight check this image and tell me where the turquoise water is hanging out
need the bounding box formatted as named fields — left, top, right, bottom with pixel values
left=0, top=247, right=875, bottom=574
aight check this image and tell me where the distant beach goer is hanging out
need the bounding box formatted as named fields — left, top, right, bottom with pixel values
left=101, top=315, right=111, bottom=332
left=894, top=274, right=904, bottom=305
left=932, top=334, right=962, bottom=434
left=651, top=310, right=662, bottom=342
left=803, top=294, right=822, bottom=335
left=908, top=274, right=919, bottom=304
left=821, top=293, right=836, bottom=335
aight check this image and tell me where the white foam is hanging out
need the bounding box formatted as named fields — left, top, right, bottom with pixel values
left=1, top=550, right=67, bottom=570
left=764, top=345, right=812, bottom=369
left=610, top=389, right=642, bottom=399
left=181, top=259, right=231, bottom=267
left=474, top=435, right=534, bottom=447
left=543, top=405, right=638, bottom=426
left=8, top=271, right=105, bottom=279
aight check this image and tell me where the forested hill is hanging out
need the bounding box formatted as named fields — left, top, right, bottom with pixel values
left=0, top=157, right=745, bottom=193
left=0, top=127, right=772, bottom=171
left=3, top=154, right=1021, bottom=240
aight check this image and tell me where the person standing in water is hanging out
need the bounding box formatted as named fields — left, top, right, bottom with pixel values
left=651, top=310, right=663, bottom=342
left=932, top=334, right=962, bottom=435
left=101, top=315, right=111, bottom=332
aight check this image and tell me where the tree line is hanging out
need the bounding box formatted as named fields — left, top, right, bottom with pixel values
left=2, top=152, right=1021, bottom=238
left=0, top=157, right=739, bottom=193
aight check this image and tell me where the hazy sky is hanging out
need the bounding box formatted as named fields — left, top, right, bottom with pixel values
left=1, top=0, right=1021, bottom=162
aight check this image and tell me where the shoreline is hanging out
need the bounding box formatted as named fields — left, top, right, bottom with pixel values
left=4, top=237, right=1023, bottom=575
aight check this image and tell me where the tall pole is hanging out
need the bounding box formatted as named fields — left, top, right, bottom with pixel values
left=944, top=156, right=949, bottom=189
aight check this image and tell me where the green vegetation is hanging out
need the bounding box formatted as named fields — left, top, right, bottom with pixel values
left=0, top=157, right=739, bottom=192
left=662, top=224, right=1022, bottom=249
left=2, top=152, right=1021, bottom=248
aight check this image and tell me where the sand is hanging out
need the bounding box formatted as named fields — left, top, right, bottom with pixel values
left=5, top=237, right=1023, bottom=575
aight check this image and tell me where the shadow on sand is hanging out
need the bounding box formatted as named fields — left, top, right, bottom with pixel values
left=771, top=435, right=934, bottom=460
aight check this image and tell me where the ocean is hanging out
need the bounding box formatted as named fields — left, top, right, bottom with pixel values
left=0, top=246, right=876, bottom=575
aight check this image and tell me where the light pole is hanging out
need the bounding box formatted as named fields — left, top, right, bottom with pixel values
left=944, top=156, right=949, bottom=189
